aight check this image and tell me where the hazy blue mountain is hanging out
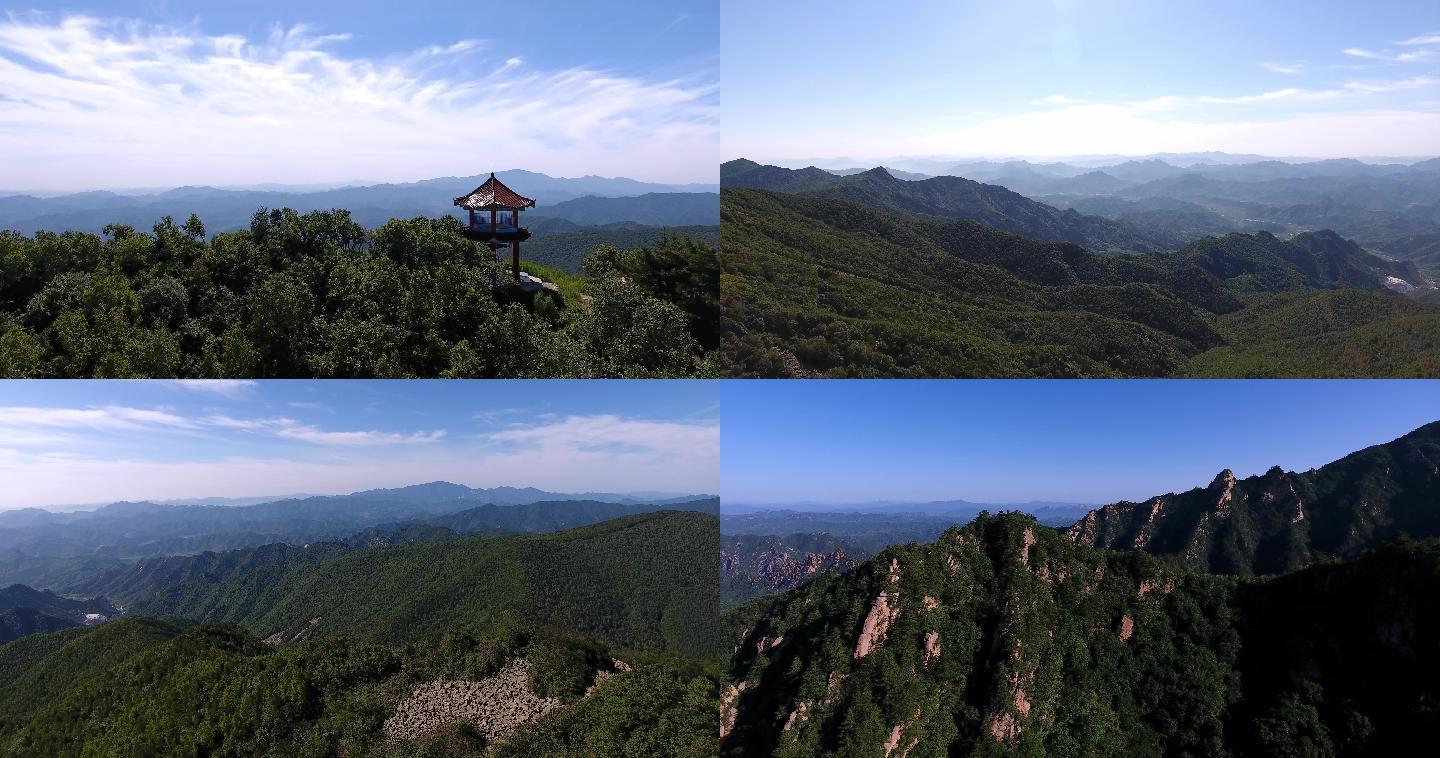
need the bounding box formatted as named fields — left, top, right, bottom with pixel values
left=0, top=483, right=713, bottom=589
left=0, top=169, right=718, bottom=236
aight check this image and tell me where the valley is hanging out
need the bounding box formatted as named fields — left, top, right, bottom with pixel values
left=721, top=157, right=1440, bottom=378
left=0, top=488, right=721, bottom=756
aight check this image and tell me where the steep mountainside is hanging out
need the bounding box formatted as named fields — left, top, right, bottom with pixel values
left=1069, top=421, right=1440, bottom=575
left=724, top=513, right=1440, bottom=756
left=721, top=533, right=867, bottom=610
left=721, top=187, right=1440, bottom=377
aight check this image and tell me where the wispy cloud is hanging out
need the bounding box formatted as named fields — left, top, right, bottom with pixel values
left=1030, top=94, right=1081, bottom=105
left=167, top=380, right=257, bottom=398
left=0, top=404, right=444, bottom=450
left=0, top=15, right=718, bottom=189
left=1343, top=46, right=1434, bottom=63
left=1260, top=61, right=1303, bottom=74
left=489, top=414, right=719, bottom=457
left=275, top=426, right=446, bottom=446
left=0, top=410, right=717, bottom=507
left=1400, top=32, right=1440, bottom=46
left=0, top=405, right=194, bottom=431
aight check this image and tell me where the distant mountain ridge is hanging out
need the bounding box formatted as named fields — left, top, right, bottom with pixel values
left=0, top=169, right=718, bottom=236
left=1069, top=419, right=1440, bottom=574
left=723, top=160, right=1178, bottom=251
left=0, top=483, right=716, bottom=589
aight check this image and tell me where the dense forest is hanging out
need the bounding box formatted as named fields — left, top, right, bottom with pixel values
left=721, top=185, right=1440, bottom=378
left=0, top=511, right=721, bottom=756
left=724, top=512, right=1440, bottom=756
left=0, top=208, right=718, bottom=378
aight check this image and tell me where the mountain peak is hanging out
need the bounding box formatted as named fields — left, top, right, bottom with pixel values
left=1210, top=469, right=1236, bottom=489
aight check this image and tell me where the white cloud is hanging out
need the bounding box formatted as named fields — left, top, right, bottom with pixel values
left=1400, top=33, right=1440, bottom=46
left=275, top=426, right=446, bottom=446
left=1343, top=46, right=1433, bottom=63
left=0, top=15, right=717, bottom=190
left=167, top=379, right=257, bottom=398
left=489, top=414, right=719, bottom=457
left=202, top=414, right=444, bottom=446
left=0, top=412, right=719, bottom=508
left=0, top=405, right=195, bottom=431
left=1260, top=61, right=1303, bottom=74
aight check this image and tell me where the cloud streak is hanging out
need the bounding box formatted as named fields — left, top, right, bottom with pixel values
left=0, top=411, right=718, bottom=508
left=0, top=15, right=718, bottom=190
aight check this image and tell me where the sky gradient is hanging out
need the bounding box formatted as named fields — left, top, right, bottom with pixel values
left=0, top=1, right=718, bottom=190
left=0, top=379, right=719, bottom=508
left=723, top=0, right=1440, bottom=162
left=722, top=380, right=1440, bottom=506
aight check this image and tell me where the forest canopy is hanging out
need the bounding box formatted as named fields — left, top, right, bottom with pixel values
left=0, top=209, right=719, bottom=378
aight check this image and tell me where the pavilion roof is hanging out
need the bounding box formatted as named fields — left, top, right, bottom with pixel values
left=453, top=173, right=537, bottom=210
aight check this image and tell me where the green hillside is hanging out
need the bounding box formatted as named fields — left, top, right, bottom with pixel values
left=118, top=511, right=722, bottom=659
left=0, top=512, right=723, bottom=756
left=724, top=512, right=1440, bottom=756
left=721, top=187, right=1440, bottom=377
left=0, top=620, right=716, bottom=757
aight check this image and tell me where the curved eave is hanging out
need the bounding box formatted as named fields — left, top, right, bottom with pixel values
left=452, top=198, right=538, bottom=211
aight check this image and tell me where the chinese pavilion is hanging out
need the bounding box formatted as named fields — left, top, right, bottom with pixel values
left=453, top=173, right=535, bottom=281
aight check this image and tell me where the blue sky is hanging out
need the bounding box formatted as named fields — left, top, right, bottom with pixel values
left=723, top=0, right=1440, bottom=162
left=0, top=1, right=717, bottom=190
left=0, top=380, right=719, bottom=508
left=722, top=380, right=1440, bottom=506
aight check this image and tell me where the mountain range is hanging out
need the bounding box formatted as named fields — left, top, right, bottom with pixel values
left=1069, top=420, right=1440, bottom=575
left=0, top=170, right=718, bottom=235
left=0, top=483, right=715, bottom=589
left=721, top=177, right=1440, bottom=378
left=0, top=511, right=720, bottom=756
left=755, top=154, right=1440, bottom=279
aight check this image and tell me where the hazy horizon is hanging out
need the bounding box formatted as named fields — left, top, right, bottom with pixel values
left=724, top=0, right=1440, bottom=162
left=0, top=380, right=720, bottom=509
left=722, top=381, right=1440, bottom=505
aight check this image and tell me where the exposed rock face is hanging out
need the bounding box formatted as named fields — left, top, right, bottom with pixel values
left=383, top=659, right=561, bottom=745
left=1065, top=422, right=1440, bottom=575
left=854, top=590, right=900, bottom=659
left=721, top=533, right=863, bottom=605
left=922, top=631, right=941, bottom=667
left=854, top=560, right=903, bottom=659
left=1119, top=614, right=1135, bottom=642
left=720, top=681, right=749, bottom=741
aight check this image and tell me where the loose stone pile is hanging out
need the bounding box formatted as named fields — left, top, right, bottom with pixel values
left=382, top=658, right=562, bottom=744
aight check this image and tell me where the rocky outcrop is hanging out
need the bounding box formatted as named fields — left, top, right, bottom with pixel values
left=854, top=560, right=902, bottom=659
left=383, top=659, right=561, bottom=745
